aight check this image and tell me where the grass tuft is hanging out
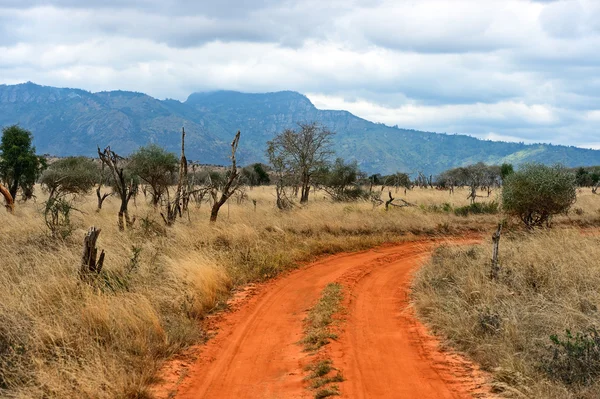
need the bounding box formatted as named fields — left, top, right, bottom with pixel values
left=301, top=283, right=344, bottom=352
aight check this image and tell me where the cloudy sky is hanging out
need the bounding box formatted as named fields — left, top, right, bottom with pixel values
left=1, top=0, right=599, bottom=148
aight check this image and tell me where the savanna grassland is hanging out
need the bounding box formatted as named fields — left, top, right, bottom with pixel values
left=2, top=186, right=599, bottom=398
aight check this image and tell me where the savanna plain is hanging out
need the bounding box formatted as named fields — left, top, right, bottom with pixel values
left=2, top=186, right=600, bottom=399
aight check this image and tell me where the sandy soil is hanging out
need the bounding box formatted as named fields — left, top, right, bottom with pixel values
left=154, top=238, right=494, bottom=399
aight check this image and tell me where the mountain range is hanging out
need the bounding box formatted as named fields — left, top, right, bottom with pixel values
left=1, top=82, right=599, bottom=175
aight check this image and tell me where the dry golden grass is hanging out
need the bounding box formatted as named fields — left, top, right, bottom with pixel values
left=413, top=227, right=600, bottom=398
left=1, top=185, right=598, bottom=398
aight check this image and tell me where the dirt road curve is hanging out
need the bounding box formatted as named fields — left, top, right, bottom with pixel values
left=158, top=238, right=492, bottom=399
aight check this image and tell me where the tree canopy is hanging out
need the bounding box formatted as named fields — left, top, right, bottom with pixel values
left=128, top=144, right=178, bottom=205
left=502, top=163, right=576, bottom=228
left=40, top=157, right=99, bottom=199
left=0, top=125, right=46, bottom=199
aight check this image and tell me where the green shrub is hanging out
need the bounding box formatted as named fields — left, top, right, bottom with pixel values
left=502, top=163, right=576, bottom=228
left=543, top=328, right=600, bottom=385
left=453, top=201, right=499, bottom=217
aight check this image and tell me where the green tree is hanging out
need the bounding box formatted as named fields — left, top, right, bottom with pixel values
left=241, top=163, right=271, bottom=186
left=502, top=163, right=576, bottom=228
left=40, top=157, right=99, bottom=199
left=575, top=167, right=593, bottom=187
left=0, top=125, right=46, bottom=200
left=317, top=158, right=366, bottom=201
left=128, top=144, right=178, bottom=206
left=500, top=163, right=514, bottom=181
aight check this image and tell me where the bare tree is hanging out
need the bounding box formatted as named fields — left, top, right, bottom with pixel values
left=96, top=163, right=111, bottom=211
left=162, top=127, right=190, bottom=225
left=385, top=191, right=416, bottom=211
left=267, top=122, right=334, bottom=204
left=97, top=146, right=137, bottom=231
left=208, top=131, right=243, bottom=223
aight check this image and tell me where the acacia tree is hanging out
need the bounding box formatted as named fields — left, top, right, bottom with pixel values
left=316, top=158, right=366, bottom=201
left=0, top=125, right=46, bottom=200
left=97, top=146, right=137, bottom=231
left=129, top=144, right=178, bottom=206
left=267, top=122, right=334, bottom=204
left=40, top=157, right=98, bottom=237
left=503, top=163, right=576, bottom=228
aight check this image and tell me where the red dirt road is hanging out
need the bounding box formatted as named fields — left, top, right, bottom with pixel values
left=157, top=238, right=492, bottom=399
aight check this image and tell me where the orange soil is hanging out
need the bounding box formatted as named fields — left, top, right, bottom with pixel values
left=154, top=238, right=495, bottom=399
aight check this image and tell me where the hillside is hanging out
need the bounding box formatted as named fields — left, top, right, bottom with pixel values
left=1, top=82, right=599, bottom=174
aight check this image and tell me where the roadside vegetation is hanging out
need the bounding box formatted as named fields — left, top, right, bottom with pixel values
left=413, top=231, right=600, bottom=398
left=301, top=283, right=344, bottom=352
left=413, top=165, right=599, bottom=398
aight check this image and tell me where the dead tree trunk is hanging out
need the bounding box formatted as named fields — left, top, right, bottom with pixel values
left=96, top=186, right=110, bottom=210
left=162, top=127, right=189, bottom=225
left=80, top=226, right=105, bottom=280
left=210, top=131, right=242, bottom=223
left=0, top=183, right=14, bottom=213
left=490, top=223, right=502, bottom=280
left=385, top=191, right=415, bottom=210
left=179, top=127, right=189, bottom=212
left=467, top=185, right=477, bottom=204
left=300, top=173, right=310, bottom=203
left=385, top=191, right=394, bottom=211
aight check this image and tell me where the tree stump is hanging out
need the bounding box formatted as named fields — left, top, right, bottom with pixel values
left=80, top=226, right=105, bottom=280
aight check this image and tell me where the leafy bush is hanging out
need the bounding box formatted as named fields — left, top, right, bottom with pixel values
left=423, top=202, right=453, bottom=213
left=453, top=201, right=499, bottom=217
left=502, top=163, right=576, bottom=228
left=543, top=328, right=600, bottom=385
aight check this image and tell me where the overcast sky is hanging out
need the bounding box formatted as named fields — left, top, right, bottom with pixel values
left=1, top=0, right=599, bottom=148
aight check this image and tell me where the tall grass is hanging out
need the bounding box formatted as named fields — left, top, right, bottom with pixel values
left=413, top=229, right=600, bottom=398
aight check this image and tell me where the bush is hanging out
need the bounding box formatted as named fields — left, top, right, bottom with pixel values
left=453, top=201, right=499, bottom=217
left=543, top=328, right=600, bottom=385
left=502, top=163, right=576, bottom=228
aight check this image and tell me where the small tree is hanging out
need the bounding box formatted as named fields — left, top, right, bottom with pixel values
left=267, top=122, right=334, bottom=203
left=317, top=158, right=366, bottom=201
left=162, top=128, right=190, bottom=225
left=242, top=163, right=271, bottom=186
left=96, top=164, right=112, bottom=211
left=208, top=131, right=243, bottom=223
left=0, top=125, right=46, bottom=200
left=98, top=146, right=137, bottom=231
left=502, top=163, right=576, bottom=228
left=40, top=157, right=98, bottom=238
left=40, top=157, right=99, bottom=200
left=129, top=144, right=178, bottom=206
left=500, top=163, right=514, bottom=181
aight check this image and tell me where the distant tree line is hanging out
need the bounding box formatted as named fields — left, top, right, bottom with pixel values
left=0, top=122, right=595, bottom=231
